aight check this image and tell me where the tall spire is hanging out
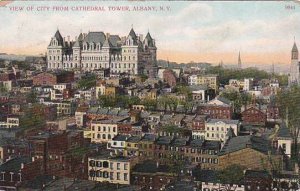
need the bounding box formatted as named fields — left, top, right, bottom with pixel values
left=238, top=51, right=242, bottom=69
left=292, top=39, right=298, bottom=60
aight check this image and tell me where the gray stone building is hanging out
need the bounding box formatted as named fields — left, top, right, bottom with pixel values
left=47, top=28, right=157, bottom=78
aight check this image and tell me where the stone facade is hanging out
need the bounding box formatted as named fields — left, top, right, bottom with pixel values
left=47, top=28, right=157, bottom=78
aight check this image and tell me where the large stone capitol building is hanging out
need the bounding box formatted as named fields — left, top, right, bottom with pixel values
left=47, top=28, right=157, bottom=78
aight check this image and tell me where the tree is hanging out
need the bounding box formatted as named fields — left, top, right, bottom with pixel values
left=240, top=91, right=252, bottom=110
left=158, top=95, right=169, bottom=112
left=26, top=90, right=37, bottom=103
left=141, top=98, right=157, bottom=110
left=277, top=86, right=300, bottom=161
left=78, top=74, right=96, bottom=89
left=221, top=90, right=241, bottom=113
left=217, top=164, right=245, bottom=191
left=20, top=104, right=46, bottom=129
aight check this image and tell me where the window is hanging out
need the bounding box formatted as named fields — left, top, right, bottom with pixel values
left=117, top=163, right=120, bottom=170
left=124, top=164, right=128, bottom=170
left=110, top=172, right=114, bottom=180
left=110, top=162, right=114, bottom=170
left=282, top=143, right=287, bottom=152
left=124, top=173, right=128, bottom=181
left=117, top=172, right=120, bottom=180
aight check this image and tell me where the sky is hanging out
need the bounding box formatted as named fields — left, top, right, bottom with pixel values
left=0, top=1, right=300, bottom=68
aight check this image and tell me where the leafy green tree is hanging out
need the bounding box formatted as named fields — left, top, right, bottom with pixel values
left=175, top=85, right=192, bottom=101
left=20, top=104, right=46, bottom=129
left=78, top=74, right=96, bottom=89
left=141, top=98, right=157, bottom=110
left=277, top=85, right=300, bottom=161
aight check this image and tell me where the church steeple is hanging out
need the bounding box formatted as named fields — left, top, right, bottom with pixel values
left=238, top=51, right=242, bottom=69
left=292, top=39, right=298, bottom=60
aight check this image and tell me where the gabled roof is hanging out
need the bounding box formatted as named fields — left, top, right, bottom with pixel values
left=219, top=135, right=272, bottom=156
left=207, top=96, right=231, bottom=106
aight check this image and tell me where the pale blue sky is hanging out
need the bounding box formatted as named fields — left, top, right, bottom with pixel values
left=0, top=1, right=299, bottom=65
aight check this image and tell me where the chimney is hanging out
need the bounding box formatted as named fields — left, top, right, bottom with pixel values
left=139, top=34, right=143, bottom=41
left=67, top=36, right=70, bottom=43
left=106, top=33, right=110, bottom=39
left=63, top=37, right=65, bottom=43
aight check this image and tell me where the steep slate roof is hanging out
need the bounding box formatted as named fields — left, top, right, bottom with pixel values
left=83, top=32, right=106, bottom=44
left=144, top=32, right=155, bottom=47
left=54, top=30, right=64, bottom=46
left=129, top=28, right=137, bottom=39
left=219, top=135, right=271, bottom=156
left=277, top=125, right=292, bottom=139
left=108, top=35, right=121, bottom=47
left=292, top=42, right=298, bottom=52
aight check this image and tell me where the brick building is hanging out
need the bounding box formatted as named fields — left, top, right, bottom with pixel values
left=28, top=130, right=86, bottom=178
left=197, top=97, right=233, bottom=119
left=32, top=71, right=74, bottom=86
left=244, top=170, right=272, bottom=191
left=241, top=106, right=267, bottom=126
left=163, top=69, right=177, bottom=87
left=131, top=160, right=177, bottom=190
left=0, top=71, right=20, bottom=82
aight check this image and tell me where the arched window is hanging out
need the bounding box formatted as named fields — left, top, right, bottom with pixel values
left=102, top=134, right=106, bottom=139
left=108, top=134, right=111, bottom=139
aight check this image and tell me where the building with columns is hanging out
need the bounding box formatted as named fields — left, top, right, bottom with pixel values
left=47, top=28, right=158, bottom=78
left=289, top=40, right=300, bottom=86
